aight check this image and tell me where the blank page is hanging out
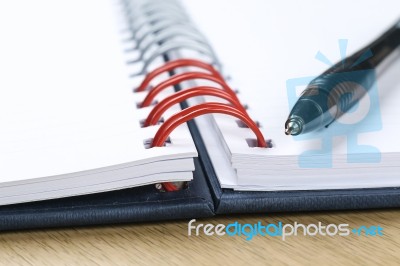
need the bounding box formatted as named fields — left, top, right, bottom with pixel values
left=0, top=0, right=196, bottom=184
left=182, top=0, right=400, bottom=189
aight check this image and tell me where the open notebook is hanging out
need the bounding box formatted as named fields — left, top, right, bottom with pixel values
left=0, top=0, right=400, bottom=217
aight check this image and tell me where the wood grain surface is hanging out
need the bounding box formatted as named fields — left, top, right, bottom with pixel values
left=0, top=210, right=399, bottom=265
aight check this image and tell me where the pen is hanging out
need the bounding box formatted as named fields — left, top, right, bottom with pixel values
left=285, top=19, right=400, bottom=136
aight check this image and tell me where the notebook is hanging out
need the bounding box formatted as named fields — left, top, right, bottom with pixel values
left=1, top=0, right=400, bottom=231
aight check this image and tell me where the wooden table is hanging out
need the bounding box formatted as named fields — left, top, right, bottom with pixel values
left=1, top=210, right=399, bottom=265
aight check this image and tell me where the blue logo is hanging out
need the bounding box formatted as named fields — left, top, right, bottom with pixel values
left=286, top=39, right=382, bottom=168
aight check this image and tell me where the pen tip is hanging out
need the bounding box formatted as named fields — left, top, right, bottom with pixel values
left=285, top=127, right=293, bottom=135
left=284, top=119, right=302, bottom=136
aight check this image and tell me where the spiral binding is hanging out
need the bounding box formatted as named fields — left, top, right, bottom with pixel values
left=121, top=0, right=268, bottom=192
left=121, top=0, right=222, bottom=76
left=137, top=58, right=268, bottom=191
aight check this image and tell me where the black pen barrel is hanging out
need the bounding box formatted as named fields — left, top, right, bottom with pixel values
left=285, top=18, right=400, bottom=135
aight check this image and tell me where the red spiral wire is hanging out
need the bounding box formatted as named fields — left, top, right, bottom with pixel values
left=135, top=58, right=224, bottom=92
left=162, top=182, right=179, bottom=192
left=144, top=86, right=246, bottom=127
left=139, top=72, right=238, bottom=108
left=151, top=102, right=267, bottom=148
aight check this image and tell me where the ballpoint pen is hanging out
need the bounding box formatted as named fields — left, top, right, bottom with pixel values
left=285, top=19, right=400, bottom=136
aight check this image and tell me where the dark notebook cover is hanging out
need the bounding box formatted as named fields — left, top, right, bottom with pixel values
left=0, top=158, right=214, bottom=231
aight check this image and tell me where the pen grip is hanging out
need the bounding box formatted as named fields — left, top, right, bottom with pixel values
left=303, top=69, right=375, bottom=122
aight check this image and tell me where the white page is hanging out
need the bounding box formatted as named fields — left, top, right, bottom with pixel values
left=0, top=0, right=197, bottom=184
left=182, top=0, right=400, bottom=189
left=183, top=0, right=400, bottom=156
